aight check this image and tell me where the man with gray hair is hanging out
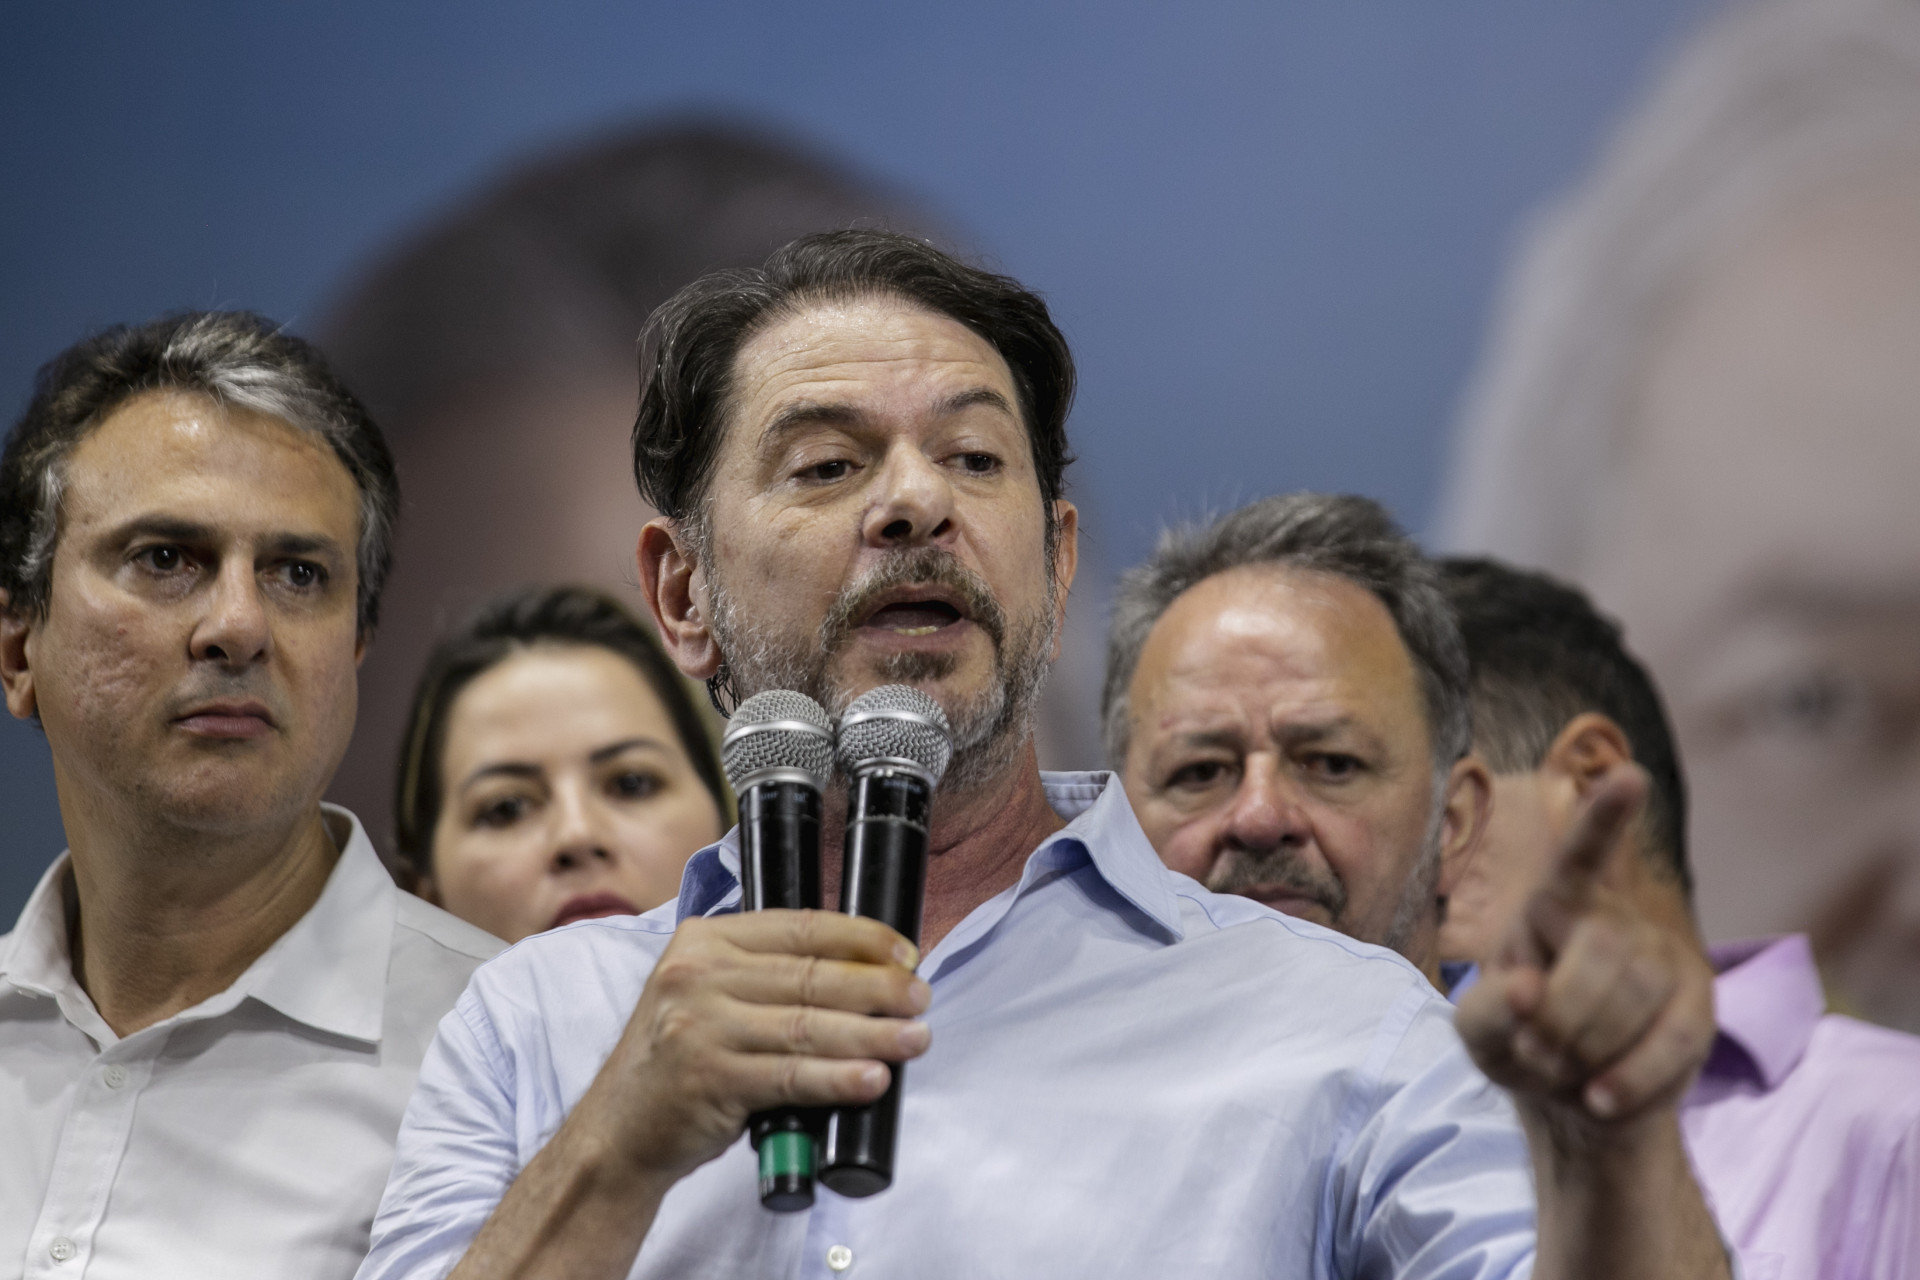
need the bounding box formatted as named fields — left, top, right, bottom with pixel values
left=0, top=312, right=501, bottom=1278
left=1107, top=491, right=1728, bottom=1273
left=1105, top=493, right=1489, bottom=986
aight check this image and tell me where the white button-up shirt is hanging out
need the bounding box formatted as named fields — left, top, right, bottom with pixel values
left=1, top=806, right=503, bottom=1280
left=364, top=773, right=1538, bottom=1280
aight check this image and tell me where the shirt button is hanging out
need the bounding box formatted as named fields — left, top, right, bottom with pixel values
left=826, top=1244, right=854, bottom=1272
left=102, top=1064, right=129, bottom=1089
left=49, top=1237, right=76, bottom=1262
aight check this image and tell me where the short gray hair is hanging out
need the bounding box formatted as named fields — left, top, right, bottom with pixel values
left=0, top=311, right=399, bottom=634
left=1440, top=0, right=1920, bottom=571
left=1102, top=493, right=1471, bottom=779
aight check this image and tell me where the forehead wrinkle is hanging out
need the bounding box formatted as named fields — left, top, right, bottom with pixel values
left=1138, top=566, right=1423, bottom=749
left=738, top=300, right=1016, bottom=418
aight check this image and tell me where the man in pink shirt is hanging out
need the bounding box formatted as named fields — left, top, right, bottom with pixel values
left=1436, top=556, right=1920, bottom=1280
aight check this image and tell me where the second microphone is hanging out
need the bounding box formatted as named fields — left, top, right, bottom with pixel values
left=818, top=684, right=951, bottom=1199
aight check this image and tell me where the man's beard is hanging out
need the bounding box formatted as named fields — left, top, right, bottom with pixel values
left=1204, top=800, right=1446, bottom=955
left=705, top=544, right=1057, bottom=793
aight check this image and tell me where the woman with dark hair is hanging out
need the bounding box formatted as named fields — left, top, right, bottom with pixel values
left=394, top=585, right=728, bottom=942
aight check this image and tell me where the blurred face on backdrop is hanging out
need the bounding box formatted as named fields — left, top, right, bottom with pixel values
left=647, top=294, right=1077, bottom=787
left=423, top=643, right=725, bottom=942
left=0, top=391, right=364, bottom=838
left=1119, top=566, right=1485, bottom=973
left=1586, top=172, right=1920, bottom=1030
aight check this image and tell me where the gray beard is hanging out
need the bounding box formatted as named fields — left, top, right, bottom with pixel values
left=705, top=543, right=1057, bottom=793
left=1205, top=798, right=1445, bottom=956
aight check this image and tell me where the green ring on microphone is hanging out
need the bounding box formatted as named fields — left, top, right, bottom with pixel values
left=760, top=1130, right=814, bottom=1181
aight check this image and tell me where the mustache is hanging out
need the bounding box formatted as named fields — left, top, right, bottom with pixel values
left=817, top=546, right=1007, bottom=654
left=1205, top=845, right=1348, bottom=919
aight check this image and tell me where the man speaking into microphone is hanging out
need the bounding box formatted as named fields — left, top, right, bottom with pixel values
left=360, top=231, right=1728, bottom=1280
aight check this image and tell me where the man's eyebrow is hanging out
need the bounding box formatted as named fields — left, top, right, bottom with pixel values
left=102, top=515, right=346, bottom=557
left=1159, top=728, right=1243, bottom=754
left=937, top=387, right=1017, bottom=420
left=760, top=400, right=864, bottom=445
left=1274, top=719, right=1356, bottom=746
left=263, top=532, right=349, bottom=562
left=758, top=387, right=1017, bottom=448
left=104, top=515, right=219, bottom=546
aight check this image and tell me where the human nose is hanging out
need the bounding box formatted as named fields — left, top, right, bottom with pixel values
left=189, top=557, right=271, bottom=667
left=860, top=440, right=955, bottom=549
left=1222, top=758, right=1309, bottom=852
left=547, top=780, right=614, bottom=874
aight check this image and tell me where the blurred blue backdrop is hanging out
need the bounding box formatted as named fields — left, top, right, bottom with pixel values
left=0, top=0, right=1712, bottom=918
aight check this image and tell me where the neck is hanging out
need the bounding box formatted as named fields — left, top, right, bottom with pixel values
left=56, top=785, right=341, bottom=1037
left=821, top=738, right=1064, bottom=952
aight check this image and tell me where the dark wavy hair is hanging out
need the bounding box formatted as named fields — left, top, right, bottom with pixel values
left=631, top=228, right=1075, bottom=542
left=392, top=584, right=729, bottom=885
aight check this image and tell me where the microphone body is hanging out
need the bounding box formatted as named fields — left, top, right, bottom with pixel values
left=720, top=691, right=835, bottom=1212
left=818, top=686, right=952, bottom=1199
left=820, top=767, right=932, bottom=1197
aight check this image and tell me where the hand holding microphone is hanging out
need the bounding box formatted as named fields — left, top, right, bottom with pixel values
left=720, top=684, right=951, bottom=1208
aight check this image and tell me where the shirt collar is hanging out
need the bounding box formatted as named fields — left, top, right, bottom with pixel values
left=1035, top=771, right=1185, bottom=941
left=1701, top=934, right=1824, bottom=1090
left=241, top=805, right=396, bottom=1043
left=0, top=851, right=82, bottom=1006
left=0, top=805, right=395, bottom=1046
left=673, top=771, right=1185, bottom=943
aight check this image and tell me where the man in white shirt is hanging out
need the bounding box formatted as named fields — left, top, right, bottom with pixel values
left=0, top=311, right=503, bottom=1279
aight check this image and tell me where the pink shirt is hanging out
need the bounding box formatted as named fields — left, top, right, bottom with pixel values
left=1683, top=935, right=1920, bottom=1280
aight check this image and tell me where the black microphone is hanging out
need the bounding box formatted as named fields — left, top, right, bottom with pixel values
left=720, top=689, right=835, bottom=1212
left=818, top=684, right=952, bottom=1198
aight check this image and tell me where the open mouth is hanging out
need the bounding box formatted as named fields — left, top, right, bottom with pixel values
left=862, top=599, right=965, bottom=636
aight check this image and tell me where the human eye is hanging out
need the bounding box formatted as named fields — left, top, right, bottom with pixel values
left=953, top=451, right=1001, bottom=476
left=131, top=543, right=191, bottom=575
left=1165, top=758, right=1234, bottom=791
left=472, top=794, right=531, bottom=829
left=794, top=456, right=855, bottom=483
left=1304, top=752, right=1365, bottom=782
left=608, top=769, right=663, bottom=801
left=273, top=560, right=329, bottom=591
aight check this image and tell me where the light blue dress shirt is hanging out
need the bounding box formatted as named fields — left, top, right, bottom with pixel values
left=360, top=772, right=1537, bottom=1280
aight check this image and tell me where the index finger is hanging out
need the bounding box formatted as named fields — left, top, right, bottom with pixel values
left=1542, top=764, right=1647, bottom=902
left=709, top=909, right=919, bottom=969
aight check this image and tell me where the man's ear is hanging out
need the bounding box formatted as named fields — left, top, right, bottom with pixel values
left=0, top=589, right=39, bottom=722
left=1436, top=753, right=1494, bottom=901
left=1046, top=500, right=1079, bottom=663
left=637, top=519, right=722, bottom=680
left=1541, top=712, right=1635, bottom=798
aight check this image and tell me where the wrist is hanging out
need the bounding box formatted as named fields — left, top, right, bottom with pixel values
left=1517, top=1097, right=1684, bottom=1181
left=561, top=1078, right=688, bottom=1201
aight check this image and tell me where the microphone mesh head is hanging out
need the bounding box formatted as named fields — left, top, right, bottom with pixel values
left=836, top=685, right=952, bottom=784
left=721, top=690, right=834, bottom=790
